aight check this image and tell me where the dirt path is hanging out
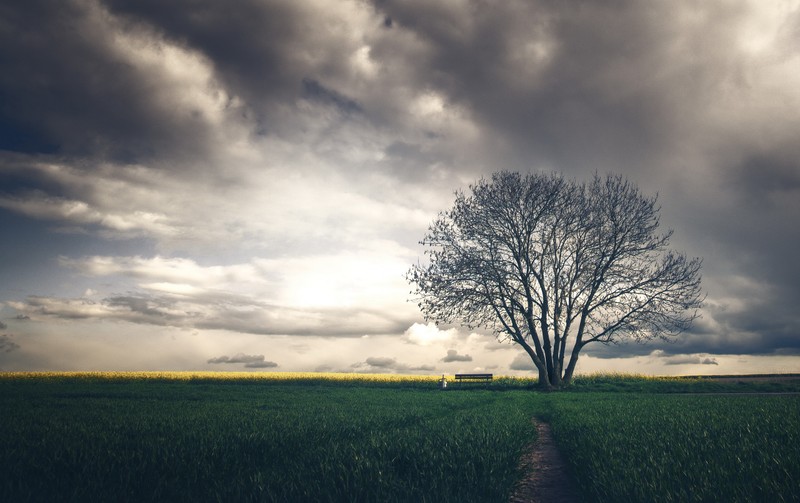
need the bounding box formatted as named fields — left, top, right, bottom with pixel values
left=509, top=420, right=580, bottom=503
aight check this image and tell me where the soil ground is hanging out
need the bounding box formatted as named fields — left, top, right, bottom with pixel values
left=509, top=420, right=580, bottom=503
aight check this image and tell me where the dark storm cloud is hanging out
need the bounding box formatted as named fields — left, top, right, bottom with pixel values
left=374, top=0, right=789, bottom=179
left=2, top=0, right=799, bottom=370
left=736, top=154, right=800, bottom=200
left=371, top=0, right=800, bottom=359
left=381, top=141, right=448, bottom=177
left=98, top=0, right=377, bottom=139
left=0, top=155, right=70, bottom=199
left=89, top=0, right=481, bottom=187
left=0, top=0, right=464, bottom=206
left=100, top=0, right=304, bottom=104
left=4, top=0, right=797, bottom=187
left=372, top=0, right=683, bottom=173
left=302, top=78, right=362, bottom=115
left=584, top=311, right=800, bottom=358
left=0, top=0, right=227, bottom=164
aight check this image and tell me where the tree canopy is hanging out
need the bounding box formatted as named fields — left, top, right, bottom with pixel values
left=408, top=172, right=703, bottom=388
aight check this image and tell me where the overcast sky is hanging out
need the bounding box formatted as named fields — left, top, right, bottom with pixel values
left=2, top=0, right=799, bottom=375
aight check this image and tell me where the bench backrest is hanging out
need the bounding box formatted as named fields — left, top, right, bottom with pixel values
left=454, top=373, right=493, bottom=379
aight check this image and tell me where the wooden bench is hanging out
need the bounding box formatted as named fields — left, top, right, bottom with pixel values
left=454, top=373, right=493, bottom=384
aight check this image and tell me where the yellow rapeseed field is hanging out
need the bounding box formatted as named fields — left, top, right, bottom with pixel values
left=0, top=370, right=447, bottom=383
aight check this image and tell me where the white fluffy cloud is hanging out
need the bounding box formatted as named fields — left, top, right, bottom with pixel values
left=404, top=322, right=458, bottom=346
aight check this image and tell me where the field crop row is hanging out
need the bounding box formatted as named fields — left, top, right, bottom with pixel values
left=1, top=374, right=798, bottom=502
left=0, top=379, right=536, bottom=503
left=548, top=393, right=800, bottom=502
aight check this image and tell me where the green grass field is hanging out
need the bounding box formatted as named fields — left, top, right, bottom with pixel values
left=1, top=372, right=798, bottom=502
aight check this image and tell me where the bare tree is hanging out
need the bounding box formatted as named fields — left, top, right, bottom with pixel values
left=408, top=172, right=703, bottom=388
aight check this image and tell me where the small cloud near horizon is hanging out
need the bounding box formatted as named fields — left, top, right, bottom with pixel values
left=651, top=350, right=719, bottom=366
left=352, top=356, right=435, bottom=373
left=207, top=353, right=277, bottom=368
left=441, top=349, right=472, bottom=362
left=509, top=353, right=537, bottom=371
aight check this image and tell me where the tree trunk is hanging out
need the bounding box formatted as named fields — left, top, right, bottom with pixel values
left=563, top=343, right=582, bottom=384
left=537, top=368, right=552, bottom=390
left=518, top=337, right=551, bottom=389
left=549, top=371, right=563, bottom=388
left=552, top=357, right=562, bottom=387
